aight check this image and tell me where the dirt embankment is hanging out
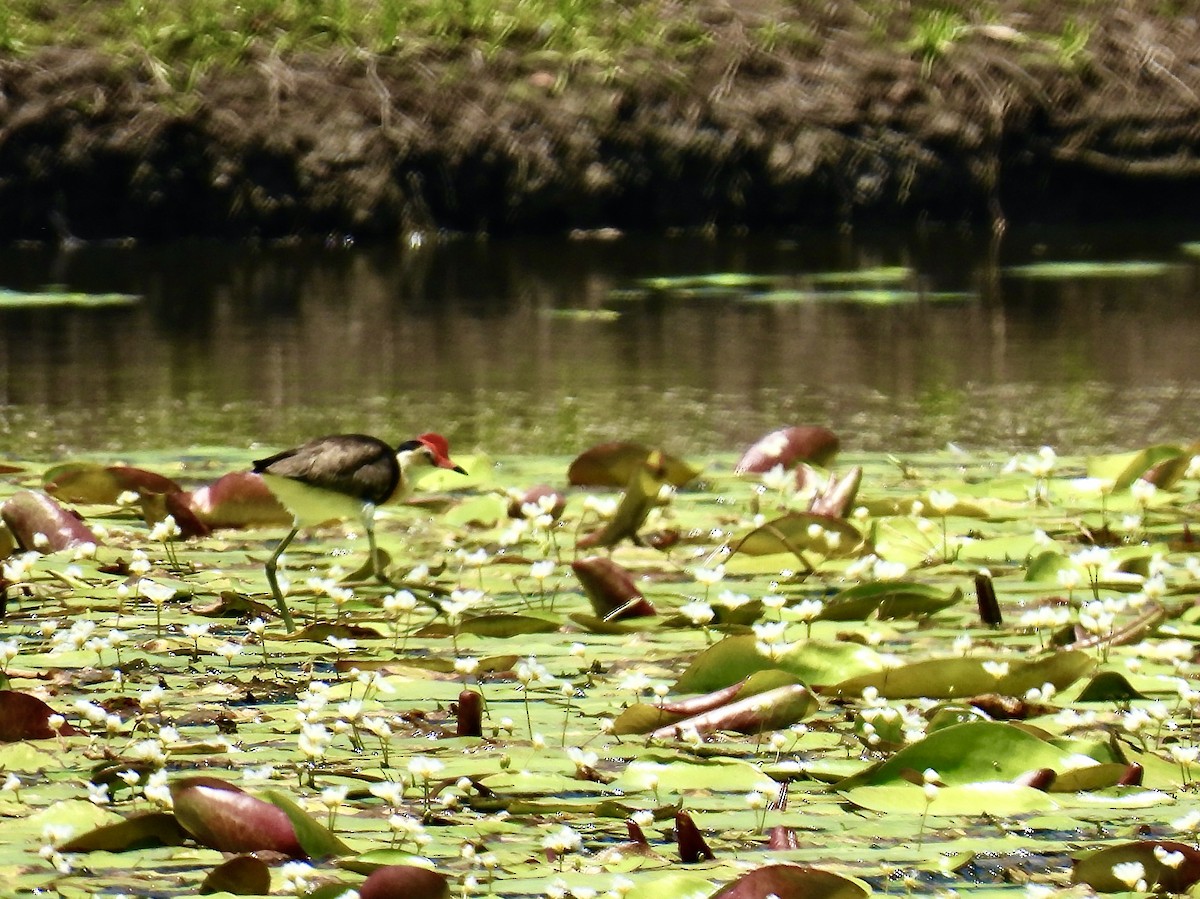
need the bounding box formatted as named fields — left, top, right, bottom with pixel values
left=0, top=2, right=1198, bottom=243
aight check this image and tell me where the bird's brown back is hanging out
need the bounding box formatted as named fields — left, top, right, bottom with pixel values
left=252, top=434, right=400, bottom=505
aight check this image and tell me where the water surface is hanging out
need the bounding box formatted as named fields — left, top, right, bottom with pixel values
left=1, top=225, right=1198, bottom=459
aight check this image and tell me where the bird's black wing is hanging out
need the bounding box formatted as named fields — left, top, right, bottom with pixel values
left=252, top=434, right=400, bottom=504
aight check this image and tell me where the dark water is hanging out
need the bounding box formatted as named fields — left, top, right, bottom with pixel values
left=1, top=225, right=1199, bottom=460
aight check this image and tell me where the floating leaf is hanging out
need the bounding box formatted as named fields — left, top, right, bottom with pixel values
left=843, top=782, right=1058, bottom=816
left=649, top=684, right=817, bottom=739
left=572, top=556, right=655, bottom=619
left=568, top=442, right=699, bottom=488
left=731, top=513, right=865, bottom=564
left=260, top=789, right=353, bottom=859
left=1, top=490, right=102, bottom=551
left=199, top=855, right=272, bottom=896
left=1087, top=445, right=1185, bottom=491
left=674, top=636, right=883, bottom=693
left=735, top=426, right=839, bottom=474
left=0, top=690, right=87, bottom=741
left=637, top=273, right=780, bottom=293
left=1075, top=670, right=1146, bottom=702
left=1004, top=261, right=1172, bottom=279
left=829, top=650, right=1094, bottom=700
left=835, top=721, right=1097, bottom=790
left=170, top=776, right=305, bottom=857
left=0, top=287, right=139, bottom=308
left=359, top=865, right=450, bottom=899
left=176, top=472, right=292, bottom=529
left=816, top=581, right=962, bottom=622
left=626, top=873, right=714, bottom=899
left=1071, top=840, right=1200, bottom=893
left=43, top=463, right=181, bottom=504
left=60, top=811, right=188, bottom=852
left=710, top=864, right=869, bottom=899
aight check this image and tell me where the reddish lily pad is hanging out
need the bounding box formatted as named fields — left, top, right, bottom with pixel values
left=1, top=490, right=102, bottom=551
left=709, top=864, right=869, bottom=899
left=359, top=865, right=450, bottom=899
left=0, top=689, right=87, bottom=741
left=170, top=776, right=306, bottom=857
left=572, top=556, right=656, bottom=619
left=734, top=426, right=840, bottom=474
left=174, top=472, right=292, bottom=529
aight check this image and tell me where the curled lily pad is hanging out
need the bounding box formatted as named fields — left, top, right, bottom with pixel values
left=175, top=472, right=291, bottom=529
left=675, top=810, right=714, bottom=863
left=169, top=776, right=305, bottom=857
left=1, top=490, right=102, bottom=551
left=578, top=450, right=674, bottom=549
left=568, top=441, right=699, bottom=488
left=572, top=556, right=655, bottom=619
left=0, top=690, right=87, bottom=741
left=199, top=855, right=272, bottom=896
left=44, top=463, right=181, bottom=504
left=650, top=684, right=817, bottom=739
left=1071, top=840, right=1200, bottom=893
left=807, top=466, right=862, bottom=517
left=709, top=864, right=868, bottom=899
left=816, top=581, right=963, bottom=622
left=359, top=865, right=450, bottom=899
left=731, top=512, right=867, bottom=562
left=1087, top=445, right=1186, bottom=491
left=60, top=811, right=187, bottom=852
left=735, top=426, right=840, bottom=474
left=614, top=670, right=801, bottom=735
left=507, top=484, right=566, bottom=519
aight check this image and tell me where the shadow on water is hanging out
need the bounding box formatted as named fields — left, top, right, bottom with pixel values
left=1, top=223, right=1199, bottom=457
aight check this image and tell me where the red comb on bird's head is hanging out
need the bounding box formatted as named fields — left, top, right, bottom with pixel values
left=416, top=433, right=467, bottom=473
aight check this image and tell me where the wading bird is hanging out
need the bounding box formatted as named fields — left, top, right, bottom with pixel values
left=252, top=433, right=467, bottom=631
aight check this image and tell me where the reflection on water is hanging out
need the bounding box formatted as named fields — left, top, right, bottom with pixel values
left=1, top=226, right=1199, bottom=458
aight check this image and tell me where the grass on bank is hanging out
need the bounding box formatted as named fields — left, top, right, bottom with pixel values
left=0, top=0, right=1109, bottom=87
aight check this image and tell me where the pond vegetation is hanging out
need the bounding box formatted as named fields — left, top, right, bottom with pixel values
left=4, top=428, right=1200, bottom=896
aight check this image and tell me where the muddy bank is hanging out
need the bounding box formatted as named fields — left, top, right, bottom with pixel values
left=1, top=2, right=1198, bottom=243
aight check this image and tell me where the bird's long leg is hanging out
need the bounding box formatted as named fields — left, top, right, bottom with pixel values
left=265, top=526, right=299, bottom=633
left=361, top=503, right=389, bottom=585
